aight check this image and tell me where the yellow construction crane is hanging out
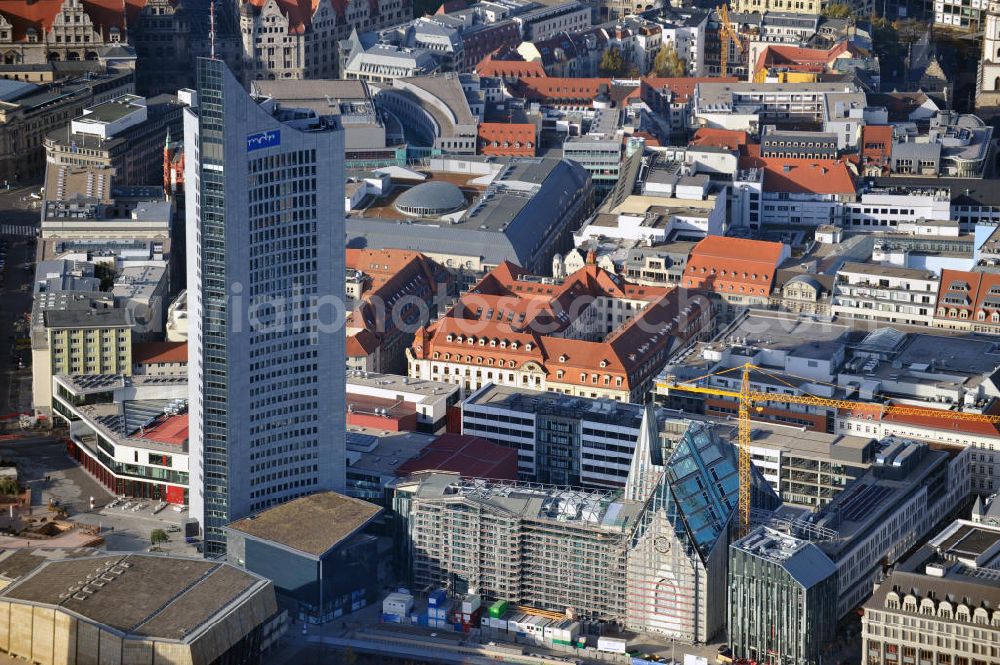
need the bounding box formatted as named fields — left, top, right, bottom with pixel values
left=717, top=4, right=744, bottom=78
left=658, top=362, right=1000, bottom=538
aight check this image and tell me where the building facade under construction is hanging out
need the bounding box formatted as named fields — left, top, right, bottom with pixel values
left=392, top=410, right=779, bottom=643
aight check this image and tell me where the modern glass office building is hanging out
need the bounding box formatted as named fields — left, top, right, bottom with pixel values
left=184, top=58, right=346, bottom=555
left=729, top=527, right=839, bottom=665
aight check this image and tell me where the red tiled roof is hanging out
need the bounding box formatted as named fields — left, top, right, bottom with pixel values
left=478, top=122, right=536, bottom=156
left=683, top=236, right=785, bottom=297
left=346, top=328, right=380, bottom=357
left=753, top=42, right=858, bottom=76
left=475, top=53, right=547, bottom=79
left=738, top=156, right=857, bottom=195
left=936, top=269, right=1000, bottom=323
left=861, top=125, right=893, bottom=169
left=142, top=413, right=188, bottom=446
left=395, top=433, right=519, bottom=480
left=133, top=341, right=187, bottom=365
left=690, top=128, right=748, bottom=151
left=412, top=263, right=710, bottom=392
left=641, top=76, right=738, bottom=104
left=345, top=248, right=452, bottom=359
left=841, top=405, right=1000, bottom=437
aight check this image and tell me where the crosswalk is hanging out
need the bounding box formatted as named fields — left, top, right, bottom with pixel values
left=0, top=224, right=36, bottom=237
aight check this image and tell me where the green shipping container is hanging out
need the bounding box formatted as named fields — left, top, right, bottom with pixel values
left=488, top=600, right=509, bottom=618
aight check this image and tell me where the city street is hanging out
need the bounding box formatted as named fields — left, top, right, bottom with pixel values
left=0, top=185, right=41, bottom=418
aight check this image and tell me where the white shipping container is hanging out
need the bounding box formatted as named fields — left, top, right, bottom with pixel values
left=382, top=592, right=414, bottom=617
left=597, top=636, right=628, bottom=653
left=461, top=593, right=482, bottom=614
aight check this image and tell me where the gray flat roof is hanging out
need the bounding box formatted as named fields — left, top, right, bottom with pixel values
left=76, top=95, right=144, bottom=124
left=0, top=553, right=265, bottom=640
left=43, top=307, right=133, bottom=329
left=226, top=491, right=382, bottom=558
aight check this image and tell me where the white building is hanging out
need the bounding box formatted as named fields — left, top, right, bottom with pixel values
left=184, top=59, right=346, bottom=556
left=831, top=263, right=940, bottom=327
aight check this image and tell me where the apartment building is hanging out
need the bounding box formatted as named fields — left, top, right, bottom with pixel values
left=692, top=81, right=867, bottom=135
left=44, top=93, right=186, bottom=187
left=832, top=263, right=940, bottom=327
left=33, top=308, right=133, bottom=413
left=731, top=157, right=857, bottom=230
left=862, top=520, right=1000, bottom=665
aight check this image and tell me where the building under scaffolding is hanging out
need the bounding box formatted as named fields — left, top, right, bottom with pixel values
left=393, top=407, right=780, bottom=642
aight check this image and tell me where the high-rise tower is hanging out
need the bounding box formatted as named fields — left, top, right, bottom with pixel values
left=977, top=2, right=1000, bottom=115
left=184, top=58, right=346, bottom=555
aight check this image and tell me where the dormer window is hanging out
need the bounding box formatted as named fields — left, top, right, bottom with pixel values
left=559, top=354, right=567, bottom=362
left=600, top=359, right=608, bottom=367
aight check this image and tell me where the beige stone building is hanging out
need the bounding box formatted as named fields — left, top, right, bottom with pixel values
left=0, top=550, right=286, bottom=665
left=238, top=0, right=411, bottom=81
left=862, top=520, right=1000, bottom=665
left=732, top=0, right=825, bottom=15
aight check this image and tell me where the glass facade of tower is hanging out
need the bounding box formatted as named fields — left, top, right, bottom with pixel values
left=187, top=58, right=345, bottom=556
left=194, top=59, right=231, bottom=551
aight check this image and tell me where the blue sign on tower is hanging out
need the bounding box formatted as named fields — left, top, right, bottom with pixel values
left=247, top=129, right=281, bottom=152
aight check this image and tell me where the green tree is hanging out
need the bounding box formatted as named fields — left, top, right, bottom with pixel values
left=599, top=46, right=627, bottom=77
left=0, top=477, right=18, bottom=496
left=651, top=43, right=687, bottom=77
left=822, top=3, right=852, bottom=18
left=150, top=528, right=169, bottom=546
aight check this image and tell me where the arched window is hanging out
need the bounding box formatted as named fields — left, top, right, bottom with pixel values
left=994, top=76, right=1000, bottom=90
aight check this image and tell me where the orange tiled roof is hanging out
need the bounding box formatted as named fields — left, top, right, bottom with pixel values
left=412, top=263, right=709, bottom=391
left=478, top=122, right=536, bottom=156
left=936, top=269, right=1000, bottom=323
left=346, top=248, right=452, bottom=359
left=753, top=42, right=858, bottom=76
left=682, top=236, right=785, bottom=297
left=475, top=53, right=547, bottom=79
left=641, top=76, right=738, bottom=104
left=861, top=124, right=893, bottom=168
left=738, top=156, right=857, bottom=195
left=133, top=341, right=187, bottom=365
left=690, top=128, right=748, bottom=151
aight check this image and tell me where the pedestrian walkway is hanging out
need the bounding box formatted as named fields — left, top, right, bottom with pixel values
left=0, top=224, right=35, bottom=237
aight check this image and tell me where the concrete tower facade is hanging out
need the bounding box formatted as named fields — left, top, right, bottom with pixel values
left=184, top=58, right=346, bottom=555
left=977, top=1, right=1000, bottom=115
